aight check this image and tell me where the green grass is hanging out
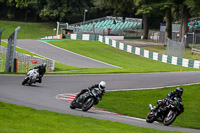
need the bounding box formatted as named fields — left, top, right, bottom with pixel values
left=96, top=84, right=200, bottom=129
left=1, top=39, right=200, bottom=74
left=0, top=20, right=56, bottom=39
left=0, top=101, right=182, bottom=133
left=0, top=54, right=6, bottom=71
left=0, top=41, right=80, bottom=73
left=53, top=62, right=83, bottom=72
left=48, top=39, right=198, bottom=74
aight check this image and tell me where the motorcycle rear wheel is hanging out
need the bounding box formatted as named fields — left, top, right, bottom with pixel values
left=146, top=111, right=155, bottom=123
left=163, top=110, right=177, bottom=126
left=22, top=77, right=29, bottom=85
left=82, top=97, right=95, bottom=112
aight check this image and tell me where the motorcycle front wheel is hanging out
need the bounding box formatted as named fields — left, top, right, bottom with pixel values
left=82, top=97, right=95, bottom=112
left=163, top=110, right=177, bottom=126
left=70, top=99, right=76, bottom=109
left=146, top=111, right=155, bottom=123
left=22, top=77, right=29, bottom=85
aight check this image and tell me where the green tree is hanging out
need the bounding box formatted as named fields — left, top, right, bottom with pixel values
left=39, top=0, right=92, bottom=22
left=160, top=1, right=173, bottom=40
left=178, top=0, right=200, bottom=47
left=135, top=0, right=159, bottom=39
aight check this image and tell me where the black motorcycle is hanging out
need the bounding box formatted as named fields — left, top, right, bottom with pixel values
left=70, top=87, right=104, bottom=112
left=146, top=97, right=184, bottom=126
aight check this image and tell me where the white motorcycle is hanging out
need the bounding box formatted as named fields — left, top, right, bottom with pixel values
left=22, top=69, right=39, bottom=85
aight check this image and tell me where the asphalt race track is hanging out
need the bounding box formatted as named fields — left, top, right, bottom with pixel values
left=16, top=40, right=119, bottom=68
left=1, top=72, right=200, bottom=133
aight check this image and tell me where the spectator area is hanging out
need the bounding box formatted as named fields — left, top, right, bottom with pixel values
left=68, top=16, right=142, bottom=35
left=188, top=18, right=200, bottom=32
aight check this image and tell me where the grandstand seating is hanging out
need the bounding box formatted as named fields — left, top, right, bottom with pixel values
left=188, top=20, right=200, bottom=32
left=68, top=16, right=142, bottom=35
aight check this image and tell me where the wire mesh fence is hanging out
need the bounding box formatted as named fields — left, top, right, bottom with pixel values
left=0, top=45, right=54, bottom=72
left=166, top=38, right=185, bottom=58
left=0, top=57, right=3, bottom=70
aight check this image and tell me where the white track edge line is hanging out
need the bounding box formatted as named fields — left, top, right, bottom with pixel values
left=39, top=40, right=122, bottom=69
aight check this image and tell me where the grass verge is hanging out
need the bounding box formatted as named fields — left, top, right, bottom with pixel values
left=0, top=20, right=56, bottom=39
left=1, top=38, right=200, bottom=74
left=0, top=41, right=80, bottom=73
left=96, top=84, right=200, bottom=129
left=0, top=101, right=182, bottom=133
left=48, top=39, right=198, bottom=73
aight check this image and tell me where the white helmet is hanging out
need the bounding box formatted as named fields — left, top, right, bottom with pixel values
left=99, top=81, right=106, bottom=89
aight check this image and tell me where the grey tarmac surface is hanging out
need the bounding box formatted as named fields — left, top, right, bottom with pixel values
left=118, top=40, right=164, bottom=47
left=14, top=40, right=119, bottom=68
left=0, top=72, right=200, bottom=133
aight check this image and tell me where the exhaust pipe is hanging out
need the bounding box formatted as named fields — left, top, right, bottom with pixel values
left=149, top=104, right=153, bottom=110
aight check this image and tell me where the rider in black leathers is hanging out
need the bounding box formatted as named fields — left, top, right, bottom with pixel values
left=154, top=87, right=183, bottom=113
left=34, top=63, right=46, bottom=83
left=75, top=81, right=106, bottom=101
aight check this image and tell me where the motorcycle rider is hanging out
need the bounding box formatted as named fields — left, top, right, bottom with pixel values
left=154, top=87, right=183, bottom=114
left=75, top=81, right=106, bottom=101
left=34, top=63, right=46, bottom=83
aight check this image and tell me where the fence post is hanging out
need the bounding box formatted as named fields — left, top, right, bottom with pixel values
left=5, top=26, right=20, bottom=72
left=0, top=57, right=2, bottom=70
left=0, top=27, right=5, bottom=46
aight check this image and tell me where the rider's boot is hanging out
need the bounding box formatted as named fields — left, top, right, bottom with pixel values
left=38, top=77, right=42, bottom=83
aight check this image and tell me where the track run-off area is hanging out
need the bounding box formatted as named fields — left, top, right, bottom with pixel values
left=1, top=40, right=200, bottom=132
left=1, top=72, right=200, bottom=133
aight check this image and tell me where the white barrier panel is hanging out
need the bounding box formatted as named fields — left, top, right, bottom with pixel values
left=119, top=43, right=124, bottom=50
left=162, top=55, right=168, bottom=63
left=194, top=60, right=200, bottom=68
left=171, top=56, right=178, bottom=65
left=82, top=34, right=90, bottom=40
left=105, top=37, right=109, bottom=44
left=153, top=52, right=158, bottom=61
left=182, top=58, right=189, bottom=67
left=144, top=50, right=149, bottom=58
left=112, top=40, right=117, bottom=48
left=71, top=34, right=77, bottom=40
left=135, top=47, right=140, bottom=55
left=99, top=35, right=103, bottom=42
left=127, top=45, right=132, bottom=53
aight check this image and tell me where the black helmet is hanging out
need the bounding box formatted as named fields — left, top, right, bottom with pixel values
left=42, top=63, right=46, bottom=67
left=175, top=87, right=183, bottom=97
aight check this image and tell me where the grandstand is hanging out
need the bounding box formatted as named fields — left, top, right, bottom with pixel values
left=68, top=16, right=142, bottom=35
left=188, top=19, right=200, bottom=33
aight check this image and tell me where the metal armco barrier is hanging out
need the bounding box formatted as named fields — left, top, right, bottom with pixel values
left=5, top=26, right=21, bottom=72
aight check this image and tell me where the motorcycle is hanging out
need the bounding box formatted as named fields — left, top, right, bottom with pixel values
left=22, top=69, right=39, bottom=85
left=70, top=87, right=104, bottom=112
left=146, top=97, right=184, bottom=126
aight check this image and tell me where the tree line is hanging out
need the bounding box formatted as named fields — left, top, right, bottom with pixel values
left=0, top=0, right=200, bottom=45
